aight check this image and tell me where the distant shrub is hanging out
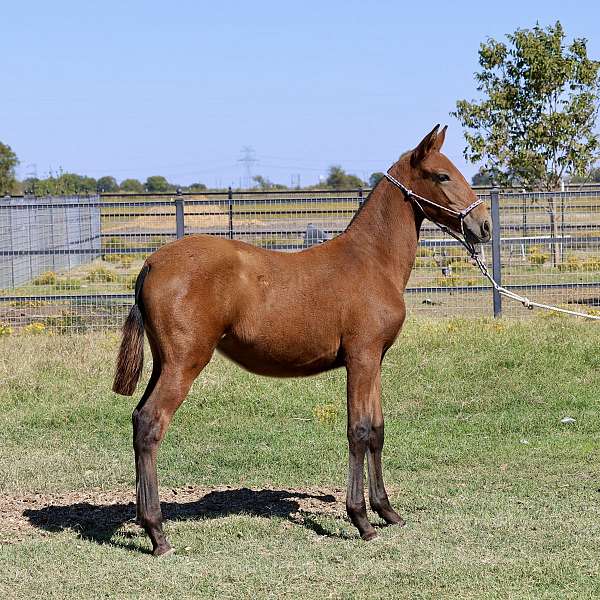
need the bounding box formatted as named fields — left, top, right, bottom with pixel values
left=416, top=246, right=434, bottom=257
left=9, top=300, right=47, bottom=308
left=0, top=322, right=13, bottom=336
left=446, top=247, right=469, bottom=259
left=103, top=237, right=128, bottom=251
left=23, top=322, right=47, bottom=335
left=86, top=267, right=117, bottom=283
left=449, top=260, right=476, bottom=273
left=414, top=257, right=436, bottom=268
left=528, top=246, right=549, bottom=265
left=103, top=253, right=134, bottom=268
left=582, top=258, right=600, bottom=272
left=32, top=271, right=57, bottom=285
left=121, top=274, right=138, bottom=290
left=435, top=275, right=477, bottom=288
left=45, top=313, right=87, bottom=334
left=54, top=278, right=82, bottom=290
left=119, top=255, right=134, bottom=268
left=150, top=236, right=168, bottom=247
left=102, top=253, right=122, bottom=263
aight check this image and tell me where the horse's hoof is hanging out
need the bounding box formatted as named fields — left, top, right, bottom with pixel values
left=361, top=529, right=378, bottom=541
left=153, top=546, right=175, bottom=558
left=386, top=514, right=406, bottom=527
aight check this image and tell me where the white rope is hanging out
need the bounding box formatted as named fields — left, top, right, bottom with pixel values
left=470, top=252, right=600, bottom=320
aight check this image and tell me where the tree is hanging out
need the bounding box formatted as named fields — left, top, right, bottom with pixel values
left=188, top=182, right=207, bottom=191
left=471, top=168, right=495, bottom=186
left=55, top=172, right=97, bottom=194
left=0, top=142, right=18, bottom=195
left=452, top=21, right=600, bottom=264
left=570, top=165, right=600, bottom=183
left=145, top=175, right=171, bottom=192
left=97, top=176, right=119, bottom=192
left=251, top=175, right=287, bottom=190
left=120, top=178, right=145, bottom=193
left=323, top=165, right=364, bottom=189
left=369, top=172, right=385, bottom=187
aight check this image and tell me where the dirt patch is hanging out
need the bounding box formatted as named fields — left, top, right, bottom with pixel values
left=0, top=485, right=346, bottom=545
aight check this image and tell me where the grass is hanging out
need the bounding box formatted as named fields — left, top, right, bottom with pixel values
left=1, top=317, right=600, bottom=598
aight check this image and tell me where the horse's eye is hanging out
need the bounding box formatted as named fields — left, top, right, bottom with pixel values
left=436, top=173, right=450, bottom=182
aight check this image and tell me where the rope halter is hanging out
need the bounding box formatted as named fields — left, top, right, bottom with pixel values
left=384, top=172, right=484, bottom=256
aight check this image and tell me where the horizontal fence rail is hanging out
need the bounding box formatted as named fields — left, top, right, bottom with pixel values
left=1, top=187, right=600, bottom=332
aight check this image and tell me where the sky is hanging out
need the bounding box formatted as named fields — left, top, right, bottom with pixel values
left=3, top=0, right=600, bottom=188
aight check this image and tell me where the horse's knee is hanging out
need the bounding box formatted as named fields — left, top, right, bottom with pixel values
left=348, top=417, right=371, bottom=446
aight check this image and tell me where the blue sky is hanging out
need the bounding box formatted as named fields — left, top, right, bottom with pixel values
left=3, top=1, right=599, bottom=187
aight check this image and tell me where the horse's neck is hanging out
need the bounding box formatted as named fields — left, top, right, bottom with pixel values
left=343, top=167, right=422, bottom=290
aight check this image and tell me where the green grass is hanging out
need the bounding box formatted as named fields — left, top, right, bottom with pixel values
left=1, top=318, right=600, bottom=598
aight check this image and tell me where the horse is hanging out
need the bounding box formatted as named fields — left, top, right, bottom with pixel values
left=113, top=124, right=492, bottom=556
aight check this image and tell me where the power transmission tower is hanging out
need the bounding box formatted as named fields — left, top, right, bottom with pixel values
left=238, top=146, right=258, bottom=189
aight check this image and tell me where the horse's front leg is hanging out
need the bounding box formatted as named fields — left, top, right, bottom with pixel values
left=345, top=350, right=380, bottom=541
left=366, top=371, right=405, bottom=526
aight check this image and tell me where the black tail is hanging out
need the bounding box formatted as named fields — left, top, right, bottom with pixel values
left=112, top=265, right=150, bottom=396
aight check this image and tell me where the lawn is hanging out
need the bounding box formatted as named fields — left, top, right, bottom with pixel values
left=0, top=317, right=599, bottom=598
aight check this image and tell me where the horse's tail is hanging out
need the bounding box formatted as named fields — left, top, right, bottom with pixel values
left=112, top=264, right=150, bottom=396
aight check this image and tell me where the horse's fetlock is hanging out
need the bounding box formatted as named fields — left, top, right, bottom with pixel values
left=346, top=499, right=367, bottom=515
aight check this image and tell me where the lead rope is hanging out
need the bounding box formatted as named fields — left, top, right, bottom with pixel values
left=384, top=173, right=600, bottom=321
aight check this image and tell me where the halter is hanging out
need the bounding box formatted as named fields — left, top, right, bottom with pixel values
left=384, top=172, right=484, bottom=255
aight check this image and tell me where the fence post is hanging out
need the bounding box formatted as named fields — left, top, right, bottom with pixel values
left=175, top=188, right=185, bottom=239
left=490, top=187, right=502, bottom=318
left=228, top=187, right=234, bottom=240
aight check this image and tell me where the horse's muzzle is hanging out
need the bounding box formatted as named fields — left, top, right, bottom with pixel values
left=464, top=214, right=492, bottom=244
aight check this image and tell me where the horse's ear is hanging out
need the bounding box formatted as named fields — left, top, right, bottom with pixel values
left=411, top=124, right=440, bottom=166
left=432, top=125, right=447, bottom=152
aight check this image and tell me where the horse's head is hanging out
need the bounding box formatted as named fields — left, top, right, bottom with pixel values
left=393, top=124, right=491, bottom=244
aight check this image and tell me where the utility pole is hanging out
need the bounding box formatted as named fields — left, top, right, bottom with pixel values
left=238, top=146, right=258, bottom=189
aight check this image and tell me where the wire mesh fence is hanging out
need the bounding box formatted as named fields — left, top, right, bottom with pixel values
left=1, top=187, right=599, bottom=333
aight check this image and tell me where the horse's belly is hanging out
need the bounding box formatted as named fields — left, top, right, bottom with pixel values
left=216, top=333, right=341, bottom=377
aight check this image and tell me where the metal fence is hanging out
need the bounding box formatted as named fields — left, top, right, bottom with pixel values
left=1, top=187, right=599, bottom=332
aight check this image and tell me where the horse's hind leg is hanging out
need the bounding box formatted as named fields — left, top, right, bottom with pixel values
left=133, top=350, right=212, bottom=556
left=366, top=373, right=405, bottom=526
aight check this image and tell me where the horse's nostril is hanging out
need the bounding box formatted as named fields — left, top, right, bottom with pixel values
left=482, top=220, right=491, bottom=236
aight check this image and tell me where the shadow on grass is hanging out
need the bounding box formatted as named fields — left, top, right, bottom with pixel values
left=23, top=488, right=345, bottom=553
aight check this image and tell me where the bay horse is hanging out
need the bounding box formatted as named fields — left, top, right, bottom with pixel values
left=113, top=125, right=491, bottom=556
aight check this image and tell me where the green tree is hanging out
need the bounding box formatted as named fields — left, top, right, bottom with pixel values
left=188, top=182, right=207, bottom=191
left=471, top=168, right=495, bottom=186
left=452, top=21, right=600, bottom=264
left=54, top=173, right=97, bottom=194
left=96, top=176, right=119, bottom=192
left=570, top=165, right=600, bottom=183
left=323, top=165, right=364, bottom=189
left=251, top=175, right=287, bottom=190
left=369, top=172, right=385, bottom=187
left=145, top=175, right=171, bottom=192
left=120, top=178, right=145, bottom=193
left=0, top=142, right=19, bottom=195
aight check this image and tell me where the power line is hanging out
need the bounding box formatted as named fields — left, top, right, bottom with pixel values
left=238, top=146, right=258, bottom=188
